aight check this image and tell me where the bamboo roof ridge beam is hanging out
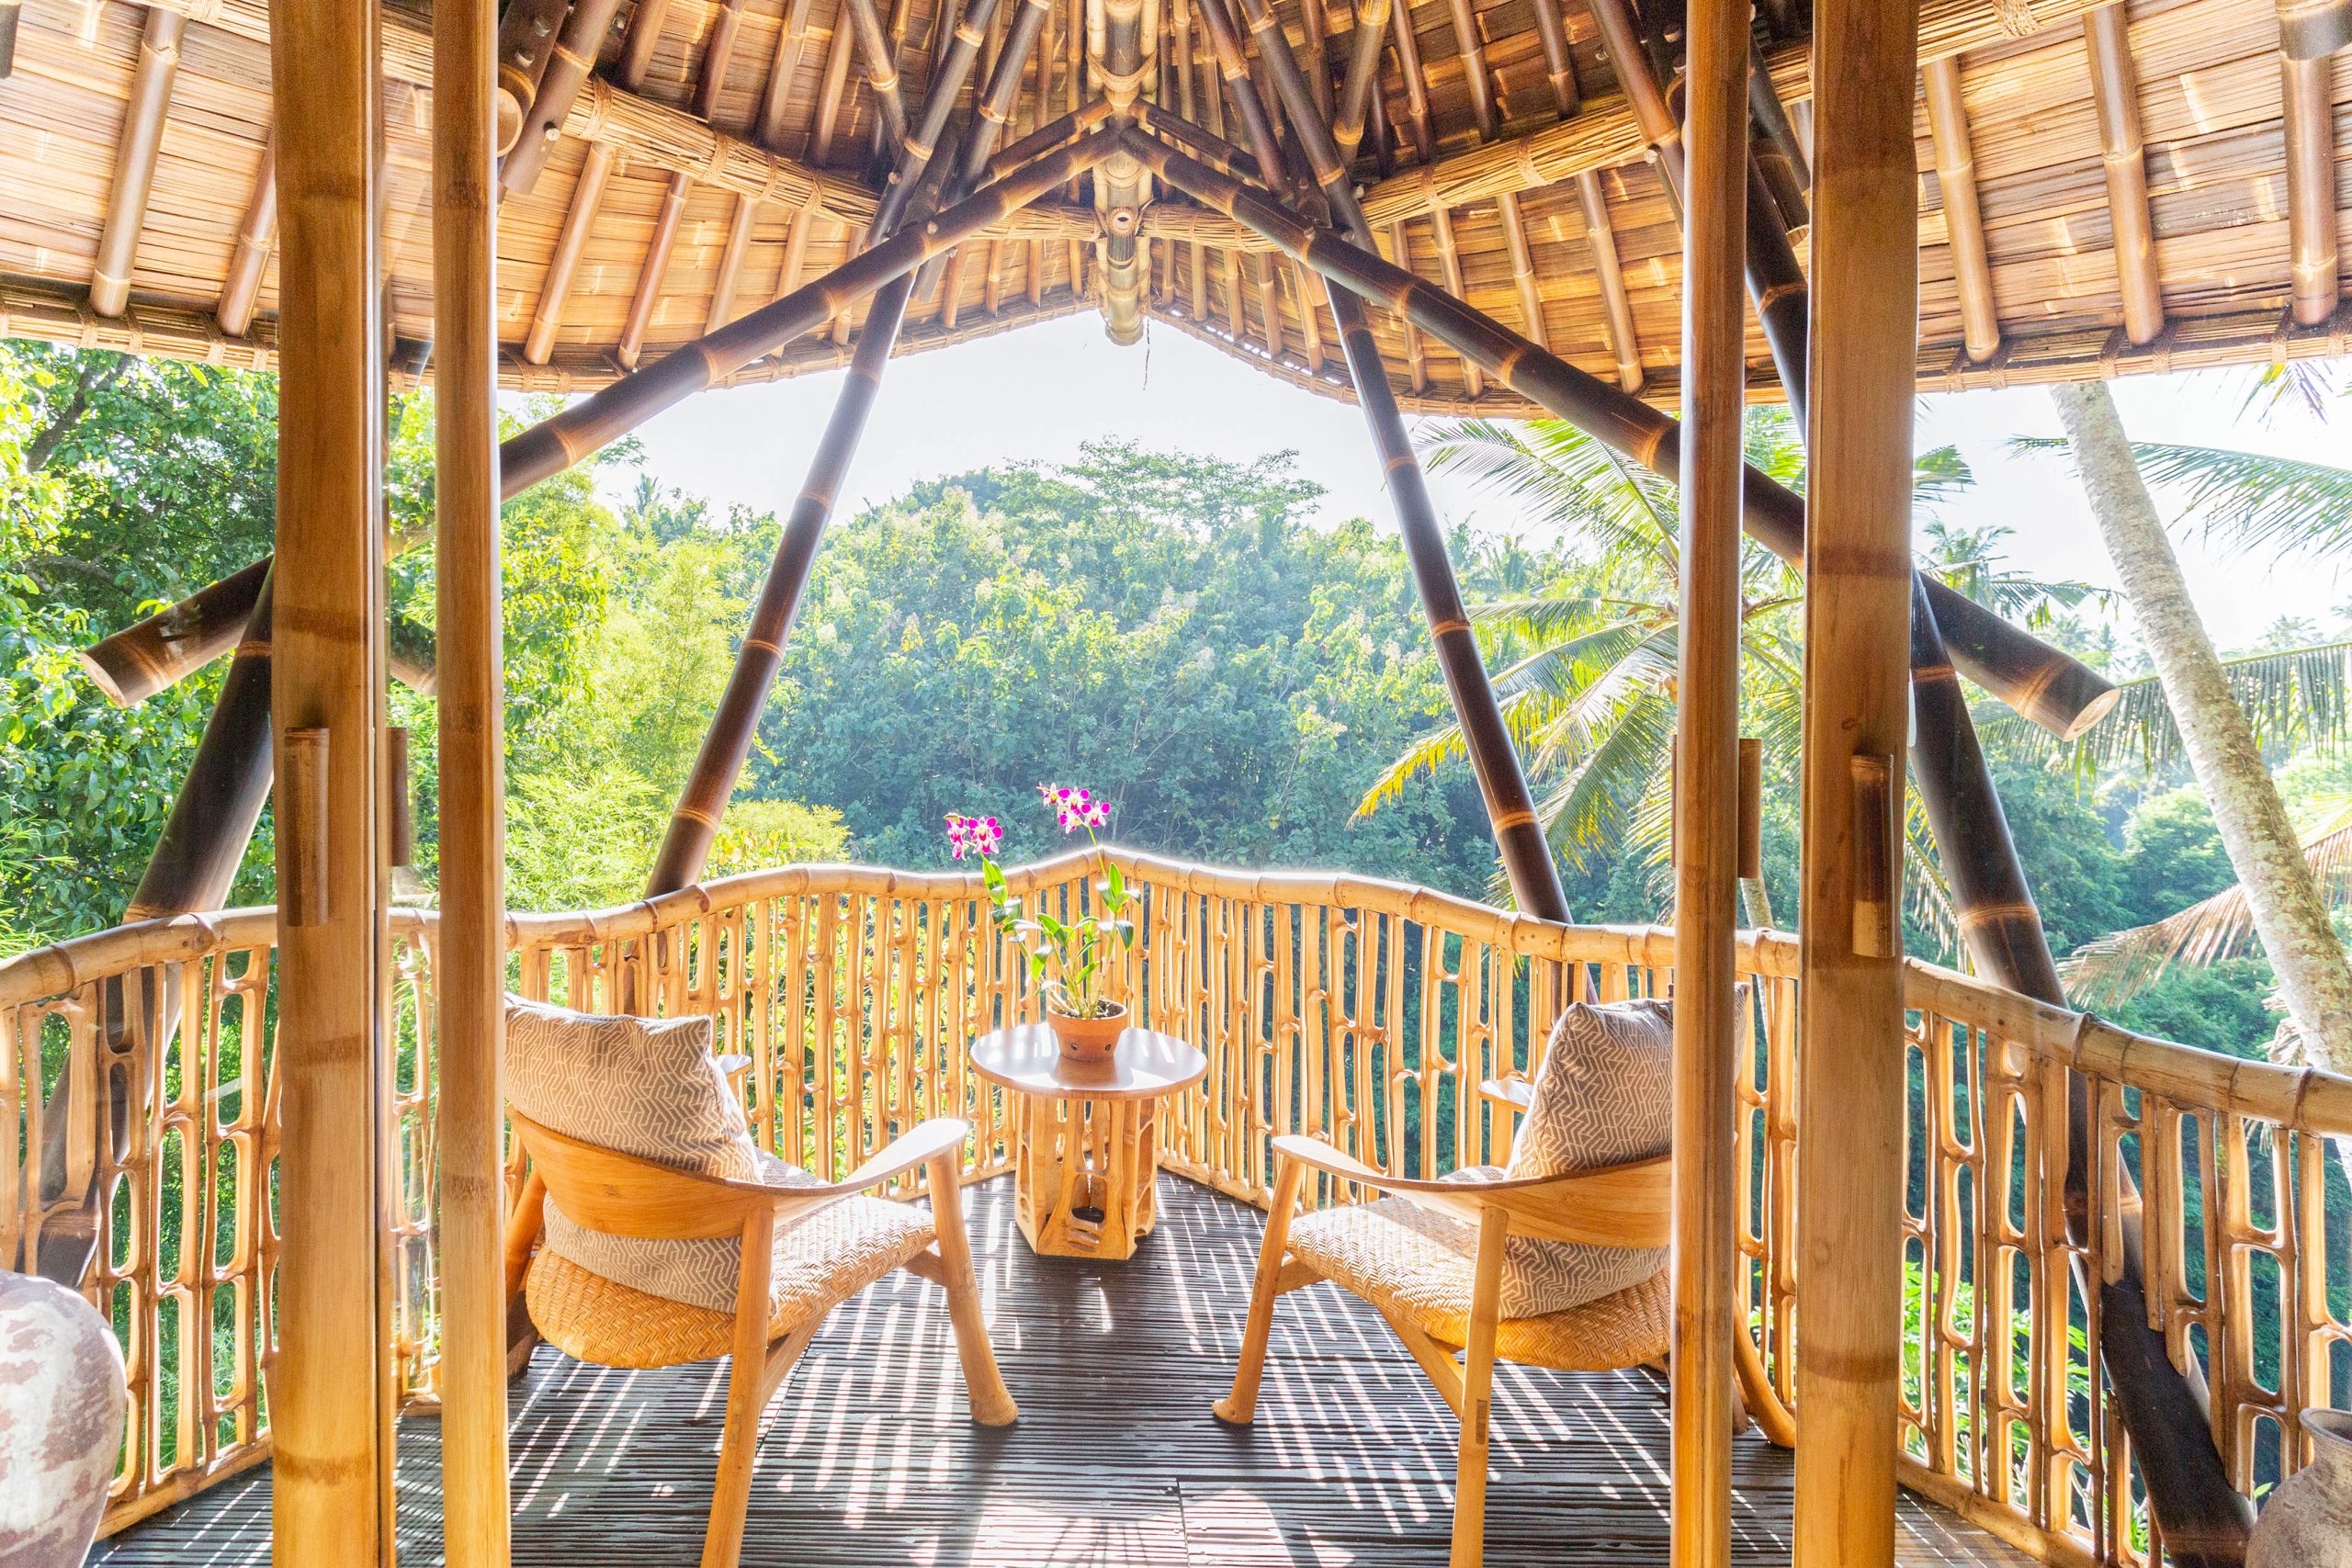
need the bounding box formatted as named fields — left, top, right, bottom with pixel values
left=1923, top=56, right=1998, bottom=363
left=501, top=0, right=628, bottom=196
left=89, top=8, right=185, bottom=318
left=2084, top=5, right=2163, bottom=345
left=523, top=141, right=618, bottom=364
left=216, top=134, right=277, bottom=339
left=1125, top=130, right=2122, bottom=739
left=2278, top=0, right=2341, bottom=328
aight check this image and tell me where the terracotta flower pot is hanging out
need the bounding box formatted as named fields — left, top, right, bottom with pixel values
left=1047, top=1002, right=1129, bottom=1064
left=2251, top=1408, right=2352, bottom=1568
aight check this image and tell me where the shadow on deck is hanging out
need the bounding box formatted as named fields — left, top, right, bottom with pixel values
left=96, top=1178, right=2031, bottom=1566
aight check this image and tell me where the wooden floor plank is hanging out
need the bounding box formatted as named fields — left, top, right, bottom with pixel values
left=96, top=1177, right=2037, bottom=1566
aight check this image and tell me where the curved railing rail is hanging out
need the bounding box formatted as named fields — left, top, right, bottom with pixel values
left=6, top=847, right=2346, bottom=1562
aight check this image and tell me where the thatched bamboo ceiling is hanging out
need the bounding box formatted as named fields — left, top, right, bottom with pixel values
left=0, top=0, right=2346, bottom=415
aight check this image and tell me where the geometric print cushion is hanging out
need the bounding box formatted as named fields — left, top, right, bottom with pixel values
left=505, top=996, right=820, bottom=1313
left=1470, top=998, right=1678, bottom=1316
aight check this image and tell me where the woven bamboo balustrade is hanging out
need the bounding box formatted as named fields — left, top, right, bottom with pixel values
left=6, top=847, right=2346, bottom=1564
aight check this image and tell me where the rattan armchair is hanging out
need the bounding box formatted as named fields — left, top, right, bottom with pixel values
left=1215, top=1123, right=1672, bottom=1568
left=503, top=1111, right=1018, bottom=1568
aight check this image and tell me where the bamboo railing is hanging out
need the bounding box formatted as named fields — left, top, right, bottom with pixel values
left=6, top=848, right=2347, bottom=1562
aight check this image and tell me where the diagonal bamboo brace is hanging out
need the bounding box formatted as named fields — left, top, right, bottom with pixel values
left=1120, top=127, right=2119, bottom=743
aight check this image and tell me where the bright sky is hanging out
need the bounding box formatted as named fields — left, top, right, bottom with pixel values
left=604, top=311, right=2351, bottom=652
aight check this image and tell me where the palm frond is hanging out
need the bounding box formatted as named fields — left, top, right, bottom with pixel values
left=2061, top=800, right=2352, bottom=1008
left=2015, top=434, right=2352, bottom=563
left=1535, top=686, right=1677, bottom=873
left=1981, top=638, right=2352, bottom=775
left=1419, top=418, right=1679, bottom=573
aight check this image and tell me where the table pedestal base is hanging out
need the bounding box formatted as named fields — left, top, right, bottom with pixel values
left=1012, top=1091, right=1163, bottom=1260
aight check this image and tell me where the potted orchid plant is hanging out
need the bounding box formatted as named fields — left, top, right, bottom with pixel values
left=945, top=784, right=1138, bottom=1062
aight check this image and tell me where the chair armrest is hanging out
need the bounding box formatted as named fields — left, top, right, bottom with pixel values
left=833, top=1118, right=974, bottom=1195
left=1271, top=1134, right=1671, bottom=1250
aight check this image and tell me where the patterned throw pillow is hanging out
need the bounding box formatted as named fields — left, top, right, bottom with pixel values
left=1464, top=998, right=1679, bottom=1318
left=505, top=997, right=824, bottom=1313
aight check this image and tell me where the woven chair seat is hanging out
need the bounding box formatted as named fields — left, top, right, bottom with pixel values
left=526, top=1194, right=936, bottom=1369
left=1288, top=1197, right=1668, bottom=1371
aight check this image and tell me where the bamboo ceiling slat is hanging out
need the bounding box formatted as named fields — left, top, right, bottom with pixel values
left=1, top=0, right=2345, bottom=401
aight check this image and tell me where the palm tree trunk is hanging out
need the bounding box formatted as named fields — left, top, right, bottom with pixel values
left=2052, top=378, right=2352, bottom=1076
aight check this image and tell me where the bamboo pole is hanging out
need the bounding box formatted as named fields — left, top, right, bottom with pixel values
left=499, top=0, right=628, bottom=196
left=2278, top=6, right=2340, bottom=329
left=507, top=127, right=1117, bottom=491
left=618, top=176, right=690, bottom=368
left=266, top=0, right=394, bottom=1553
left=642, top=0, right=1054, bottom=895
left=758, top=0, right=823, bottom=145
left=618, top=0, right=673, bottom=88
left=1922, top=57, right=1998, bottom=364
left=1790, top=0, right=1915, bottom=1557
left=121, top=575, right=276, bottom=919
left=217, top=135, right=278, bottom=341
left=0, top=0, right=17, bottom=79
left=89, top=8, right=186, bottom=319
left=1578, top=173, right=1644, bottom=393
left=1216, top=0, right=1569, bottom=922
left=523, top=141, right=617, bottom=365
left=1672, top=0, right=1745, bottom=1555
left=435, top=0, right=510, bottom=1551
left=707, top=194, right=761, bottom=331
left=2083, top=6, right=2163, bottom=346
left=1123, top=133, right=2122, bottom=743
left=1330, top=0, right=1389, bottom=154
left=495, top=0, right=571, bottom=149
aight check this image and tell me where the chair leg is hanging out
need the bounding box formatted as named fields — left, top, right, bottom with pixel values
left=1216, top=1155, right=1306, bottom=1425
left=1451, top=1207, right=1509, bottom=1568
left=703, top=1205, right=776, bottom=1568
left=925, top=1151, right=1018, bottom=1426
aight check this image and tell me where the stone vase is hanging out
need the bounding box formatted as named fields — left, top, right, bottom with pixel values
left=0, top=1271, right=127, bottom=1568
left=2250, top=1407, right=2352, bottom=1568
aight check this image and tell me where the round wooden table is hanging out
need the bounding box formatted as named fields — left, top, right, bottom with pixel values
left=967, top=1024, right=1207, bottom=1261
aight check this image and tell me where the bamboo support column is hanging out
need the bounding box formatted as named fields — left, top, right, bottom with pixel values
left=1791, top=0, right=1915, bottom=1558
left=1671, top=0, right=1745, bottom=1556
left=435, top=0, right=510, bottom=1553
left=90, top=7, right=186, bottom=318
left=266, top=0, right=395, bottom=1555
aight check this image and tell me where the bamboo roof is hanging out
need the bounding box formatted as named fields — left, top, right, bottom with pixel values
left=0, top=0, right=2347, bottom=413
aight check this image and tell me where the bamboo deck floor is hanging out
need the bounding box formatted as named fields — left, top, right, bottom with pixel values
left=96, top=1177, right=2034, bottom=1567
